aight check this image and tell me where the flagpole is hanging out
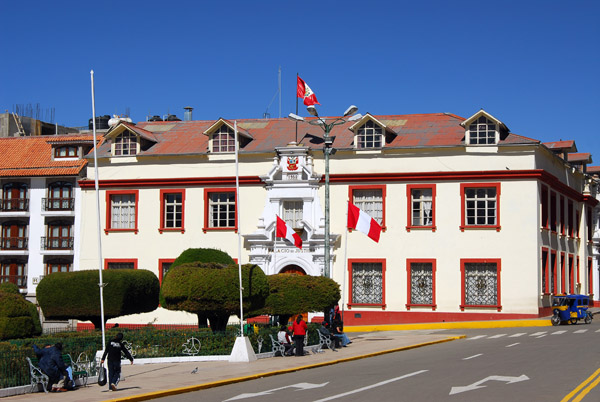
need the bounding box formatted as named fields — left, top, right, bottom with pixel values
left=90, top=70, right=106, bottom=351
left=342, top=201, right=349, bottom=322
left=295, top=73, right=298, bottom=143
left=235, top=121, right=244, bottom=336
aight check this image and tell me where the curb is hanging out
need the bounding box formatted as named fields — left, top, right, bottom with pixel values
left=345, top=319, right=551, bottom=332
left=104, top=335, right=465, bottom=402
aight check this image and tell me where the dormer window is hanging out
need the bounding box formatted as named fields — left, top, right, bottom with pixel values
left=468, top=116, right=497, bottom=145
left=357, top=120, right=383, bottom=149
left=213, top=125, right=236, bottom=153
left=54, top=146, right=77, bottom=158
left=114, top=131, right=138, bottom=156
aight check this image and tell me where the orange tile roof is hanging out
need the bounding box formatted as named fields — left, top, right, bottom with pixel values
left=567, top=153, right=592, bottom=163
left=0, top=134, right=97, bottom=177
left=543, top=140, right=577, bottom=152
left=93, top=113, right=539, bottom=157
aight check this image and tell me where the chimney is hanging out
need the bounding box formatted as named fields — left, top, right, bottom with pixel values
left=184, top=106, right=193, bottom=121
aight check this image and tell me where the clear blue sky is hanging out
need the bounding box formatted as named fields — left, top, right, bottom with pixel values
left=1, top=1, right=598, bottom=163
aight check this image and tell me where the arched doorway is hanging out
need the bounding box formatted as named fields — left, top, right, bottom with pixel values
left=279, top=265, right=306, bottom=275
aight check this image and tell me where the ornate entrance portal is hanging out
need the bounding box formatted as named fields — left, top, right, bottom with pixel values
left=279, top=265, right=306, bottom=275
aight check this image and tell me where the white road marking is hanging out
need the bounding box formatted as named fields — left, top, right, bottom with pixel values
left=224, top=382, right=329, bottom=401
left=536, top=334, right=547, bottom=338
left=463, top=354, right=483, bottom=360
left=450, top=375, right=529, bottom=395
left=529, top=331, right=547, bottom=336
left=574, top=329, right=588, bottom=334
left=552, top=330, right=567, bottom=335
left=312, top=370, right=428, bottom=402
left=595, top=329, right=600, bottom=333
left=488, top=334, right=507, bottom=339
left=509, top=333, right=525, bottom=337
left=505, top=343, right=520, bottom=348
left=468, top=335, right=487, bottom=340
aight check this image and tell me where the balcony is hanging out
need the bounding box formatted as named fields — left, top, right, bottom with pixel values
left=0, top=198, right=29, bottom=212
left=42, top=198, right=75, bottom=212
left=0, top=275, right=27, bottom=288
left=41, top=237, right=74, bottom=251
left=0, top=237, right=28, bottom=250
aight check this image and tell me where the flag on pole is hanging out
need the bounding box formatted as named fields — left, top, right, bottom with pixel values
left=297, top=76, right=320, bottom=106
left=347, top=202, right=382, bottom=242
left=276, top=215, right=302, bottom=249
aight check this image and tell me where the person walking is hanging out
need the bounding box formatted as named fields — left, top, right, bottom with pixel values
left=291, top=314, right=308, bottom=356
left=100, top=333, right=133, bottom=391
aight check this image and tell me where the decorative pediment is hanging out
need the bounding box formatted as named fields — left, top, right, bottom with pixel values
left=203, top=118, right=253, bottom=140
left=460, top=109, right=508, bottom=145
left=460, top=109, right=508, bottom=132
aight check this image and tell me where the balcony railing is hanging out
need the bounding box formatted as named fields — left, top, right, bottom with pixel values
left=41, top=237, right=74, bottom=250
left=0, top=275, right=27, bottom=288
left=0, top=198, right=29, bottom=212
left=42, top=197, right=75, bottom=211
left=0, top=237, right=28, bottom=250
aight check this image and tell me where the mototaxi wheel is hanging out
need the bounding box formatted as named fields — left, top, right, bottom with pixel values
left=585, top=312, right=593, bottom=324
left=569, top=318, right=578, bottom=325
left=551, top=314, right=561, bottom=326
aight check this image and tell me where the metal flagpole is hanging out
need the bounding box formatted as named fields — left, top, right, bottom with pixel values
left=235, top=121, right=244, bottom=336
left=295, top=73, right=298, bottom=143
left=342, top=201, right=349, bottom=322
left=90, top=70, right=106, bottom=350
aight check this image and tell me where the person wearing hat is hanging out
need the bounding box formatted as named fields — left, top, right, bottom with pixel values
left=101, top=333, right=133, bottom=391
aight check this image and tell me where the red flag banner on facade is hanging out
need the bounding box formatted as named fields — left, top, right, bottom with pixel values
left=297, top=76, right=320, bottom=106
left=347, top=202, right=382, bottom=242
left=276, top=215, right=302, bottom=249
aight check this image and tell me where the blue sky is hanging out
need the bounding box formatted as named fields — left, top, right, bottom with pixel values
left=1, top=0, right=598, bottom=162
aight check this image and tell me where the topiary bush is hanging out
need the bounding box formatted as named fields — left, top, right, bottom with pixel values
left=37, top=269, right=160, bottom=329
left=161, top=262, right=269, bottom=332
left=0, top=282, right=20, bottom=295
left=0, top=292, right=37, bottom=340
left=261, top=274, right=340, bottom=324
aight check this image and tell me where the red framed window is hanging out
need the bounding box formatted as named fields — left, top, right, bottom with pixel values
left=349, top=185, right=386, bottom=230
left=460, top=258, right=501, bottom=311
left=568, top=254, right=574, bottom=294
left=550, top=192, right=557, bottom=232
left=406, top=184, right=436, bottom=232
left=159, top=189, right=185, bottom=233
left=45, top=260, right=71, bottom=275
left=406, top=259, right=436, bottom=310
left=575, top=209, right=580, bottom=238
left=550, top=250, right=557, bottom=294
left=158, top=258, right=176, bottom=285
left=460, top=183, right=501, bottom=231
left=203, top=188, right=237, bottom=232
left=104, top=259, right=137, bottom=270
left=105, top=190, right=139, bottom=234
left=586, top=207, right=593, bottom=243
left=348, top=258, right=386, bottom=309
left=588, top=258, right=594, bottom=296
left=0, top=261, right=26, bottom=288
left=560, top=252, right=566, bottom=294
left=559, top=196, right=565, bottom=235
left=567, top=200, right=574, bottom=237
left=541, top=185, right=549, bottom=229
left=54, top=146, right=77, bottom=158
left=541, top=247, right=549, bottom=294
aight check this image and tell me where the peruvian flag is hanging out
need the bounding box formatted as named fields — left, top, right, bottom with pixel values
left=347, top=202, right=382, bottom=242
left=276, top=215, right=302, bottom=249
left=297, top=76, right=320, bottom=106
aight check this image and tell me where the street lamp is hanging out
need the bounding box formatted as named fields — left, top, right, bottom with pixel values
left=288, top=105, right=361, bottom=278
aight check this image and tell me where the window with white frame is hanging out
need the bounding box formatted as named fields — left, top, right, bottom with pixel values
left=283, top=200, right=303, bottom=229
left=468, top=116, right=497, bottom=145
left=353, top=188, right=383, bottom=224
left=411, top=188, right=433, bottom=226
left=409, top=261, right=434, bottom=305
left=110, top=194, right=136, bottom=229
left=356, top=120, right=383, bottom=149
left=114, top=131, right=138, bottom=156
left=163, top=192, right=182, bottom=229
left=212, top=125, right=236, bottom=153
left=351, top=262, right=383, bottom=304
left=464, top=186, right=497, bottom=226
left=208, top=192, right=236, bottom=228
left=463, top=262, right=498, bottom=306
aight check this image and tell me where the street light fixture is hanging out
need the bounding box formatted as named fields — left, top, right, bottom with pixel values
left=287, top=105, right=361, bottom=278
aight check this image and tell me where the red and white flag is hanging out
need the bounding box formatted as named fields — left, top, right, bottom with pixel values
left=297, top=76, right=320, bottom=106
left=276, top=215, right=302, bottom=249
left=347, top=202, right=382, bottom=242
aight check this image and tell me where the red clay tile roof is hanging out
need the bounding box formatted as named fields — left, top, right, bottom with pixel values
left=587, top=166, right=600, bottom=175
left=0, top=134, right=97, bottom=177
left=543, top=140, right=577, bottom=152
left=567, top=153, right=592, bottom=163
left=91, top=113, right=541, bottom=157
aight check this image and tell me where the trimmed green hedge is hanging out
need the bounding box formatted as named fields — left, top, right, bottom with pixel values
left=37, top=269, right=159, bottom=329
left=0, top=292, right=41, bottom=340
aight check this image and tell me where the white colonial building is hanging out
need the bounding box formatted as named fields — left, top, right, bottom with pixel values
left=76, top=109, right=598, bottom=326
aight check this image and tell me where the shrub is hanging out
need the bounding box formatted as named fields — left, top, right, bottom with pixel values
left=0, top=282, right=20, bottom=295
left=37, top=269, right=159, bottom=329
left=0, top=293, right=38, bottom=340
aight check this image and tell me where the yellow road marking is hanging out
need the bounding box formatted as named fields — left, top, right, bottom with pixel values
left=561, top=368, right=600, bottom=402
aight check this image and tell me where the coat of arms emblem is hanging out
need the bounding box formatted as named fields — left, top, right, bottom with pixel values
left=287, top=156, right=298, bottom=171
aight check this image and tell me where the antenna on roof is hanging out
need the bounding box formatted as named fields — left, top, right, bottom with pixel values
left=263, top=66, right=282, bottom=119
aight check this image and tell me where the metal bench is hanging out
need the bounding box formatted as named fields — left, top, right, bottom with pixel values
left=317, top=330, right=337, bottom=353
left=268, top=334, right=286, bottom=357
left=26, top=353, right=89, bottom=393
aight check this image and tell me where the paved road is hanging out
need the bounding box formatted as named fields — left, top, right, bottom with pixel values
left=156, top=323, right=600, bottom=402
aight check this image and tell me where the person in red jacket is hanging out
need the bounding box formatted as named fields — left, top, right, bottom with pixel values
left=291, top=314, right=307, bottom=356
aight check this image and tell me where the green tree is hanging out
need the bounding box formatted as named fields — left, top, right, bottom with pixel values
left=262, top=274, right=340, bottom=324
left=161, top=262, right=269, bottom=332
left=0, top=289, right=41, bottom=340
left=37, top=269, right=159, bottom=329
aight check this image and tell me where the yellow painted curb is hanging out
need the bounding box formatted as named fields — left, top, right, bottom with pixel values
left=345, top=319, right=551, bottom=332
left=105, top=335, right=465, bottom=402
